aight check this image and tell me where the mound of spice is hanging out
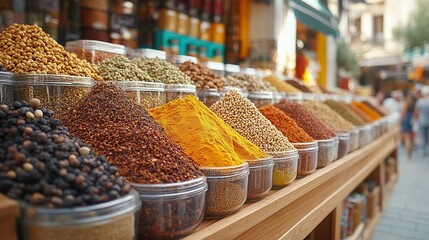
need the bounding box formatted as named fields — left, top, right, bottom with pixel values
left=352, top=101, right=382, bottom=121
left=97, top=56, right=153, bottom=81
left=262, top=75, right=301, bottom=93
left=132, top=57, right=194, bottom=85
left=285, top=80, right=312, bottom=93
left=0, top=99, right=131, bottom=207
left=149, top=94, right=267, bottom=167
left=346, top=103, right=372, bottom=123
left=59, top=83, right=202, bottom=184
left=211, top=91, right=295, bottom=152
left=324, top=100, right=365, bottom=126
left=225, top=73, right=275, bottom=92
left=259, top=105, right=314, bottom=143
left=0, top=24, right=101, bottom=80
left=303, top=101, right=357, bottom=134
left=274, top=100, right=336, bottom=140
left=363, top=100, right=386, bottom=116
left=179, top=61, right=225, bottom=90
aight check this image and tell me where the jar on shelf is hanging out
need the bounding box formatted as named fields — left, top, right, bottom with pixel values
left=20, top=190, right=141, bottom=240
left=0, top=72, right=13, bottom=104
left=292, top=141, right=319, bottom=177
left=13, top=74, right=94, bottom=115
left=269, top=149, right=299, bottom=188
left=246, top=156, right=274, bottom=201
left=65, top=40, right=126, bottom=64
left=247, top=91, right=274, bottom=108
left=198, top=88, right=221, bottom=107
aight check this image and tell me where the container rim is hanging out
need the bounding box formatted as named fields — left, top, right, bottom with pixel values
left=248, top=91, right=274, bottom=99
left=13, top=74, right=94, bottom=86
left=165, top=84, right=197, bottom=92
left=317, top=137, right=338, bottom=143
left=296, top=146, right=319, bottom=152
left=246, top=156, right=274, bottom=168
left=267, top=149, right=299, bottom=159
left=104, top=80, right=165, bottom=91
left=20, top=189, right=141, bottom=226
left=65, top=40, right=126, bottom=55
left=292, top=141, right=318, bottom=148
left=198, top=88, right=221, bottom=97
left=131, top=176, right=207, bottom=199
left=201, top=162, right=249, bottom=178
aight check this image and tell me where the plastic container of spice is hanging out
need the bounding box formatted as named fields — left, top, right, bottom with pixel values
left=0, top=72, right=13, bottom=104
left=338, top=133, right=351, bottom=159
left=13, top=74, right=94, bottom=115
left=292, top=142, right=318, bottom=177
left=106, top=81, right=166, bottom=109
left=269, top=149, right=299, bottom=188
left=332, top=137, right=339, bottom=162
left=165, top=84, right=197, bottom=102
left=246, top=156, right=274, bottom=202
left=317, top=137, right=337, bottom=168
left=20, top=190, right=141, bottom=240
left=201, top=162, right=249, bottom=219
left=65, top=40, right=126, bottom=64
left=349, top=130, right=360, bottom=152
left=131, top=176, right=207, bottom=239
left=198, top=88, right=221, bottom=107
left=247, top=91, right=275, bottom=108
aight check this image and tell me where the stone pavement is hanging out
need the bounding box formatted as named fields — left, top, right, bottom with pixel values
left=372, top=146, right=429, bottom=240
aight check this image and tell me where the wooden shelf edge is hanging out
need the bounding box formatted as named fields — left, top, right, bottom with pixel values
left=185, top=129, right=399, bottom=240
left=363, top=211, right=382, bottom=240
left=347, top=222, right=365, bottom=240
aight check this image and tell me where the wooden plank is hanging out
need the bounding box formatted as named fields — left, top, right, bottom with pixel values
left=334, top=203, right=343, bottom=240
left=347, top=222, right=365, bottom=240
left=363, top=211, right=382, bottom=240
left=184, top=129, right=399, bottom=240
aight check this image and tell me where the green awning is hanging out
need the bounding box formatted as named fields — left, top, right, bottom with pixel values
left=289, top=0, right=339, bottom=37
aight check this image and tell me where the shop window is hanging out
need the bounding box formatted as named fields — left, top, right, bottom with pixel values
left=373, top=15, right=384, bottom=45
left=351, top=17, right=361, bottom=43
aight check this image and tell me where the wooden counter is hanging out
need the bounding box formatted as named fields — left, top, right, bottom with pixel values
left=184, top=127, right=400, bottom=240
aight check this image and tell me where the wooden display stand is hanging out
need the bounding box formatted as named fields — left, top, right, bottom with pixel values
left=0, top=194, right=20, bottom=240
left=185, top=127, right=400, bottom=240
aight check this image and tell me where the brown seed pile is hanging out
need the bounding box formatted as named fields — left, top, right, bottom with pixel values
left=225, top=73, right=275, bottom=92
left=285, top=80, right=312, bottom=93
left=263, top=75, right=301, bottom=93
left=0, top=24, right=101, bottom=80
left=274, top=100, right=336, bottom=140
left=59, top=83, right=202, bottom=184
left=97, top=56, right=153, bottom=81
left=324, top=100, right=365, bottom=126
left=133, top=57, right=194, bottom=84
left=179, top=61, right=225, bottom=90
left=204, top=181, right=246, bottom=217
left=211, top=90, right=295, bottom=152
left=303, top=101, right=356, bottom=133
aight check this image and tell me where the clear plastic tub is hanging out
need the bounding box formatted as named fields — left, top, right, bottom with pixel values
left=349, top=130, right=360, bottom=152
left=338, top=133, right=351, bottom=159
left=205, top=61, right=225, bottom=77
left=65, top=40, right=126, bottom=64
left=106, top=81, right=166, bottom=109
left=165, top=84, right=197, bottom=102
left=293, top=142, right=318, bottom=177
left=246, top=157, right=274, bottom=202
left=127, top=48, right=167, bottom=60
left=13, top=74, right=94, bottom=115
left=201, top=163, right=249, bottom=219
left=359, top=125, right=371, bottom=147
left=20, top=190, right=141, bottom=240
left=198, top=88, right=221, bottom=107
left=247, top=91, right=274, bottom=108
left=0, top=72, right=13, bottom=104
left=317, top=137, right=337, bottom=168
left=268, top=149, right=299, bottom=188
left=131, top=177, right=207, bottom=239
left=332, top=137, right=339, bottom=162
left=224, top=64, right=240, bottom=76
left=274, top=92, right=288, bottom=103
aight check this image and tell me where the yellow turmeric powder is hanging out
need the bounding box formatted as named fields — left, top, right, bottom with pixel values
left=149, top=95, right=268, bottom=167
left=351, top=101, right=382, bottom=121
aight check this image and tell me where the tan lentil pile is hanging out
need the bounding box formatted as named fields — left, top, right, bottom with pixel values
left=303, top=101, right=357, bottom=134
left=133, top=57, right=194, bottom=84
left=0, top=24, right=101, bottom=80
left=179, top=61, right=225, bottom=90
left=263, top=75, right=301, bottom=93
left=324, top=100, right=365, bottom=126
left=210, top=90, right=295, bottom=152
left=225, top=73, right=275, bottom=92
left=97, top=56, right=153, bottom=81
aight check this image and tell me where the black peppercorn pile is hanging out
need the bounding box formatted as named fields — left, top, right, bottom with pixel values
left=59, top=83, right=202, bottom=184
left=0, top=99, right=131, bottom=208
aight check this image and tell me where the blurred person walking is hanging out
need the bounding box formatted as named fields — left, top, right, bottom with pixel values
left=401, top=94, right=417, bottom=160
left=414, top=86, right=429, bottom=156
